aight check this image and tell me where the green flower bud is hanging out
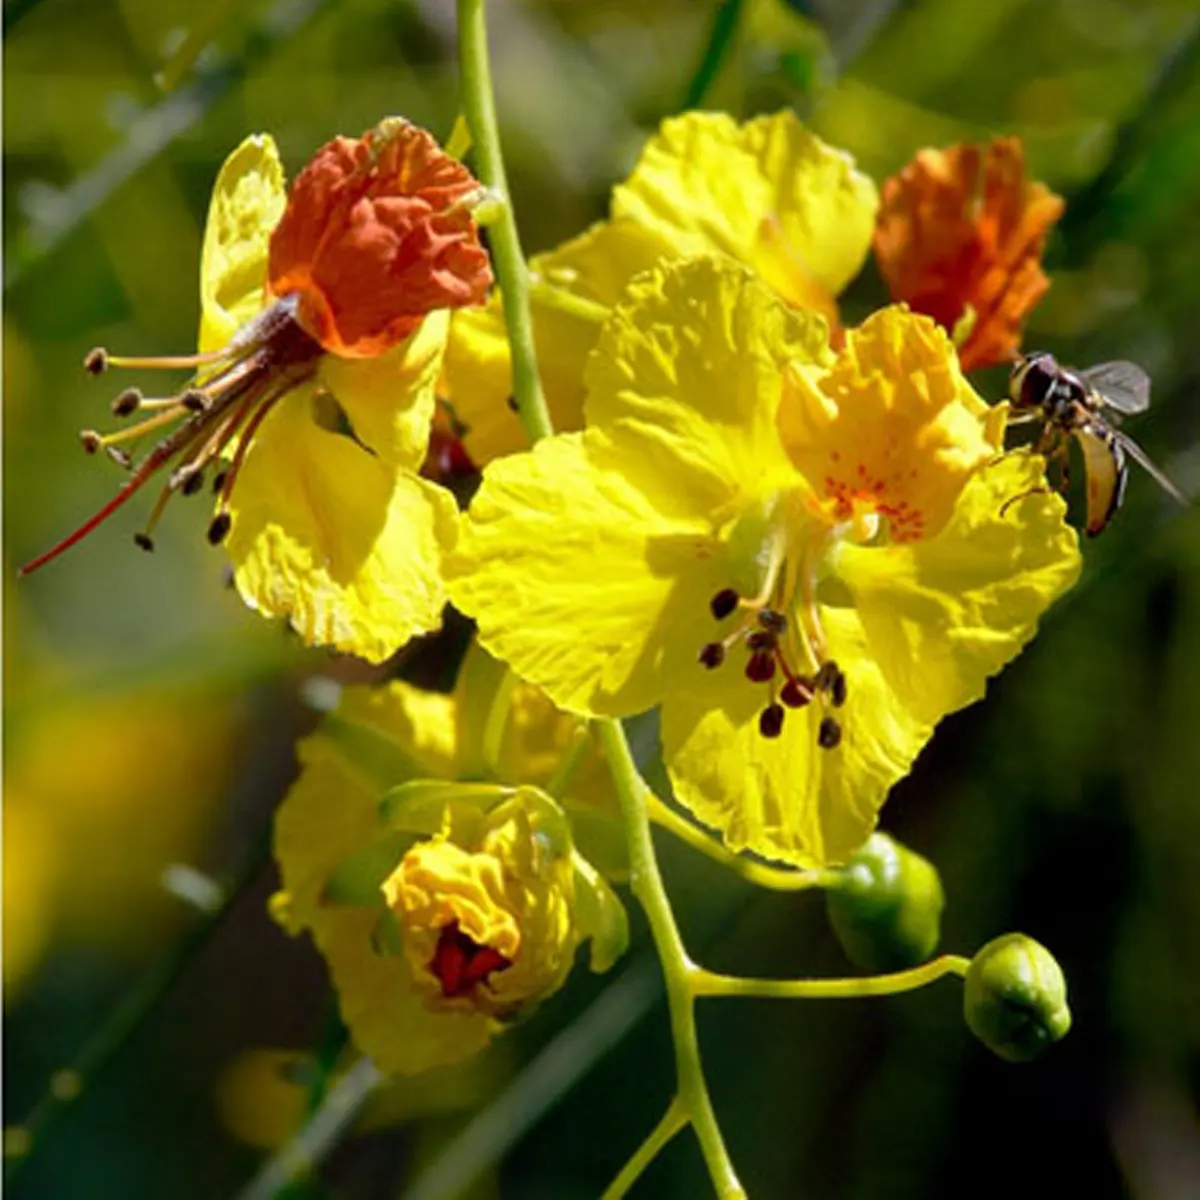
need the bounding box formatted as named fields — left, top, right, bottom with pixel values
left=963, top=933, right=1071, bottom=1063
left=825, top=832, right=944, bottom=971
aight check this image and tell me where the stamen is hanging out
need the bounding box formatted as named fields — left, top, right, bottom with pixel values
left=111, top=388, right=142, bottom=417
left=817, top=716, right=842, bottom=750
left=710, top=588, right=739, bottom=620
left=100, top=349, right=229, bottom=371
left=758, top=608, right=788, bottom=635
left=79, top=430, right=102, bottom=454
left=759, top=704, right=785, bottom=738
left=84, top=347, right=109, bottom=374
left=745, top=652, right=775, bottom=683
left=105, top=447, right=133, bottom=470
left=699, top=643, right=725, bottom=669
left=780, top=677, right=814, bottom=708
left=134, top=533, right=154, bottom=553
left=207, top=512, right=233, bottom=545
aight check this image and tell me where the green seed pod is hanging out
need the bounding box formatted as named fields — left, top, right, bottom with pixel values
left=963, top=933, right=1071, bottom=1063
left=824, top=832, right=944, bottom=971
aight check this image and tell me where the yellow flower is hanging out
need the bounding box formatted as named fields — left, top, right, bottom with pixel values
left=273, top=674, right=626, bottom=1075
left=23, top=121, right=493, bottom=664
left=448, top=256, right=1080, bottom=868
left=442, top=110, right=878, bottom=464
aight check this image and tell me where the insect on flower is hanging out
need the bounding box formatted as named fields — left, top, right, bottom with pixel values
left=1004, top=351, right=1190, bottom=536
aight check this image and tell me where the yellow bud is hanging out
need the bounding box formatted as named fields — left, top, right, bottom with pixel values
left=963, top=933, right=1071, bottom=1063
left=825, top=832, right=944, bottom=971
left=382, top=791, right=579, bottom=1019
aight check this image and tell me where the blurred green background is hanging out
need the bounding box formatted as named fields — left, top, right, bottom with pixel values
left=5, top=0, right=1200, bottom=1197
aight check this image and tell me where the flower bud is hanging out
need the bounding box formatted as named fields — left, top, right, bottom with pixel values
left=825, top=832, right=944, bottom=971
left=963, top=933, right=1070, bottom=1063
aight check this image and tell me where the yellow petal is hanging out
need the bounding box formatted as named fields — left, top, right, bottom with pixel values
left=198, top=134, right=287, bottom=353
left=449, top=433, right=723, bottom=717
left=319, top=310, right=447, bottom=470
left=833, top=453, right=1081, bottom=725
left=338, top=680, right=460, bottom=781
left=583, top=256, right=829, bottom=522
left=662, top=603, right=926, bottom=868
left=779, top=306, right=1002, bottom=541
left=226, top=397, right=457, bottom=664
left=442, top=218, right=670, bottom=464
left=612, top=110, right=879, bottom=318
left=274, top=731, right=493, bottom=1074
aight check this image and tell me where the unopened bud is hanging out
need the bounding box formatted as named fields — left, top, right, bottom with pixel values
left=963, top=933, right=1070, bottom=1063
left=825, top=832, right=944, bottom=971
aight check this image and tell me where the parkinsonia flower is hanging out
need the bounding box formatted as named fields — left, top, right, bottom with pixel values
left=449, top=256, right=1081, bottom=867
left=273, top=677, right=626, bottom=1074
left=21, top=120, right=492, bottom=662
left=442, top=109, right=878, bottom=463
left=873, top=136, right=1064, bottom=370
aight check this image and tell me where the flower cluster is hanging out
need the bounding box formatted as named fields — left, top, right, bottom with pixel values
left=33, top=106, right=1086, bottom=1094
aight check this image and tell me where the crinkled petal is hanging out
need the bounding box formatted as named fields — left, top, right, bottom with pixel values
left=226, top=397, right=457, bottom=663
left=779, top=306, right=1003, bottom=541
left=274, top=732, right=492, bottom=1074
left=449, top=433, right=724, bottom=717
left=318, top=310, right=447, bottom=470
left=613, top=111, right=879, bottom=317
left=441, top=218, right=672, bottom=464
left=583, top=256, right=830, bottom=524
left=199, top=134, right=286, bottom=353
left=833, top=453, right=1081, bottom=725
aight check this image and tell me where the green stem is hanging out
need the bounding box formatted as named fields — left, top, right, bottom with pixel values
left=600, top=1098, right=688, bottom=1200
left=692, top=955, right=972, bottom=1000
left=456, top=0, right=554, bottom=445
left=647, top=794, right=837, bottom=892
left=597, top=721, right=745, bottom=1199
left=682, top=0, right=745, bottom=110
left=3, top=831, right=272, bottom=1184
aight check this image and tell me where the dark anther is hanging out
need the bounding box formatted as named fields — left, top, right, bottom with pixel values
left=506, top=395, right=519, bottom=412
left=207, top=511, right=233, bottom=545
left=181, top=389, right=210, bottom=412
left=709, top=587, right=739, bottom=620
left=699, top=642, right=725, bottom=669
left=829, top=669, right=848, bottom=708
left=745, top=629, right=775, bottom=652
left=133, top=533, right=155, bottom=553
left=212, top=471, right=228, bottom=494
left=180, top=470, right=205, bottom=496
left=759, top=704, right=785, bottom=738
left=757, top=607, right=787, bottom=635
left=745, top=651, right=776, bottom=683
left=105, top=447, right=133, bottom=470
left=111, top=387, right=142, bottom=417
left=817, top=716, right=842, bottom=750
left=79, top=430, right=102, bottom=455
left=83, top=347, right=108, bottom=374
left=780, top=677, right=814, bottom=708
left=815, top=660, right=841, bottom=692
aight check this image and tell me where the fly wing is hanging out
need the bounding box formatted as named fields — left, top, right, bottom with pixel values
left=1111, top=428, right=1191, bottom=506
left=1073, top=426, right=1127, bottom=536
left=1078, top=360, right=1151, bottom=414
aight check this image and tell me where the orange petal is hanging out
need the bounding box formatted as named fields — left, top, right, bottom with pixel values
left=268, top=118, right=493, bottom=358
left=872, top=137, right=1063, bottom=370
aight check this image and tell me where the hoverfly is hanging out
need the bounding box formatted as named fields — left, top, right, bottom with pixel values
left=1005, top=351, right=1189, bottom=536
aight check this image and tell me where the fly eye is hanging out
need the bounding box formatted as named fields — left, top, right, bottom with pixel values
left=1019, top=356, right=1058, bottom=408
